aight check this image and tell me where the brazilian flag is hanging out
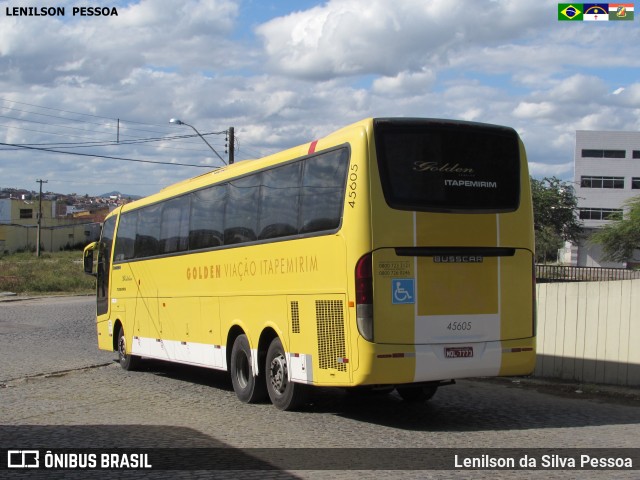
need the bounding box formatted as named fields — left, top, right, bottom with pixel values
left=558, top=3, right=584, bottom=20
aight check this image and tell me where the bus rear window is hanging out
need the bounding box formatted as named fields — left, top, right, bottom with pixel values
left=374, top=119, right=520, bottom=213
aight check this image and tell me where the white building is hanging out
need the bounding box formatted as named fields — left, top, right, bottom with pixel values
left=564, top=130, right=640, bottom=267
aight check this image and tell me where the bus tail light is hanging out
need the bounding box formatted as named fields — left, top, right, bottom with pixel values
left=355, top=253, right=374, bottom=342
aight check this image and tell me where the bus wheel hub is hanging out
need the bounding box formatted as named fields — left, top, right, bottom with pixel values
left=269, top=355, right=287, bottom=394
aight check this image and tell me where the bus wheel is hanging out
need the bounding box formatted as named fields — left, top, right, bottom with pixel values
left=230, top=334, right=267, bottom=403
left=396, top=385, right=438, bottom=403
left=117, top=327, right=140, bottom=371
left=266, top=337, right=308, bottom=411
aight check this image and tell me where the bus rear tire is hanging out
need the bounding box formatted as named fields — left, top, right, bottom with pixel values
left=396, top=385, right=438, bottom=403
left=117, top=327, right=140, bottom=371
left=230, top=334, right=267, bottom=403
left=266, top=337, right=308, bottom=411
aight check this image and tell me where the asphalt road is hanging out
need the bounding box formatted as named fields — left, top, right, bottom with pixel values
left=1, top=296, right=639, bottom=479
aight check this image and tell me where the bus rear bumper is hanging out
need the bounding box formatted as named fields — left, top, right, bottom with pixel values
left=352, top=336, right=535, bottom=386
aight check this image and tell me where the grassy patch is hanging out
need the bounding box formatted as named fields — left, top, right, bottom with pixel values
left=0, top=250, right=95, bottom=295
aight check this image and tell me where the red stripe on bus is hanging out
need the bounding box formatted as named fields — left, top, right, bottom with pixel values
left=308, top=140, right=318, bottom=154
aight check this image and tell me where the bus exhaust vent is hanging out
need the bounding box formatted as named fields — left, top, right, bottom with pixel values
left=291, top=301, right=300, bottom=334
left=316, top=300, right=346, bottom=372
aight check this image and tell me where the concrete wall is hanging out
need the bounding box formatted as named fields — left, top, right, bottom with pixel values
left=0, top=223, right=101, bottom=254
left=535, top=279, right=640, bottom=387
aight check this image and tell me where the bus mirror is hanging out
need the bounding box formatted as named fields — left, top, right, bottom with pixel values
left=83, top=242, right=98, bottom=277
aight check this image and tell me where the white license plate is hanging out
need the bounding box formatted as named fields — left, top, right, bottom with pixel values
left=445, top=347, right=474, bottom=358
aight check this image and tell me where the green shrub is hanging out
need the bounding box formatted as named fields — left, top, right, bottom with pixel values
left=0, top=251, right=95, bottom=295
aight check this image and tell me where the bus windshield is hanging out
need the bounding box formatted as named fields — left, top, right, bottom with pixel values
left=374, top=118, right=520, bottom=213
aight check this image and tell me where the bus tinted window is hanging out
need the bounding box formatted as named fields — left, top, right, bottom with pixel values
left=374, top=119, right=520, bottom=212
left=189, top=185, right=225, bottom=249
left=300, top=149, right=349, bottom=232
left=135, top=204, right=162, bottom=258
left=259, top=162, right=301, bottom=240
left=113, top=146, right=350, bottom=262
left=113, top=211, right=136, bottom=261
left=160, top=195, right=190, bottom=254
left=225, top=175, right=260, bottom=245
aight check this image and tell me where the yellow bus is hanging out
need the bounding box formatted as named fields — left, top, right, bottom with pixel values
left=84, top=117, right=536, bottom=410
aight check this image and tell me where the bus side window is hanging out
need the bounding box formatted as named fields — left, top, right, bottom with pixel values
left=135, top=204, right=161, bottom=258
left=225, top=175, right=260, bottom=245
left=190, top=185, right=225, bottom=250
left=300, top=149, right=349, bottom=233
left=258, top=162, right=301, bottom=240
left=160, top=196, right=190, bottom=254
left=113, top=211, right=137, bottom=261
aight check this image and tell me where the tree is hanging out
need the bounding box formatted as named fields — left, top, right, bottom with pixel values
left=590, top=196, right=640, bottom=263
left=530, top=177, right=582, bottom=263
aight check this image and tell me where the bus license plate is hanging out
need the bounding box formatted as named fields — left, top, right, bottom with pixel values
left=445, top=347, right=473, bottom=358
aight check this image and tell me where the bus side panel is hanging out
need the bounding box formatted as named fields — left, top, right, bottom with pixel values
left=219, top=294, right=287, bottom=356
left=337, top=124, right=372, bottom=382
left=97, top=316, right=115, bottom=351
left=499, top=249, right=534, bottom=340
left=158, top=296, right=223, bottom=368
left=285, top=294, right=351, bottom=385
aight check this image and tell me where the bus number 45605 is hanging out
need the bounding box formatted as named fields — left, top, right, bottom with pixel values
left=447, top=322, right=472, bottom=331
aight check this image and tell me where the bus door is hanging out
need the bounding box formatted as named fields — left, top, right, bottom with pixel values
left=96, top=215, right=117, bottom=318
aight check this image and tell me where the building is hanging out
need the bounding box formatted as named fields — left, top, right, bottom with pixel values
left=564, top=130, right=640, bottom=267
left=0, top=198, right=100, bottom=254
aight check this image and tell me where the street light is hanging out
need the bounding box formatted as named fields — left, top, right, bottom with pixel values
left=169, top=118, right=227, bottom=166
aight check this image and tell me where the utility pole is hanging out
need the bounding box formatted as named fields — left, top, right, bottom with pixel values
left=36, top=179, right=48, bottom=257
left=228, top=127, right=235, bottom=164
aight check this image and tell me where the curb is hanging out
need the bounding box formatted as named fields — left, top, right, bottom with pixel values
left=0, top=293, right=92, bottom=303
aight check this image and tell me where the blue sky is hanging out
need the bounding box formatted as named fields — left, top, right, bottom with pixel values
left=0, top=0, right=639, bottom=196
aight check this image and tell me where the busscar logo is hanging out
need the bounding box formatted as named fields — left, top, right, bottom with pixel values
left=7, top=450, right=40, bottom=468
left=433, top=255, right=484, bottom=264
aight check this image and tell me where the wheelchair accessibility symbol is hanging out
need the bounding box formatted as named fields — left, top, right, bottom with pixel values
left=392, top=278, right=415, bottom=305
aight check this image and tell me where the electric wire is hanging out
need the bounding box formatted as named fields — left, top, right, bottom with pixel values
left=0, top=142, right=217, bottom=168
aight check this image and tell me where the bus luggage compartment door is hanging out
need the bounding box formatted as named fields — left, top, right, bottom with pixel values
left=371, top=247, right=533, bottom=345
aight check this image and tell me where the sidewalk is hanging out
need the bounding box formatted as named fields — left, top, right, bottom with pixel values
left=481, top=376, right=640, bottom=407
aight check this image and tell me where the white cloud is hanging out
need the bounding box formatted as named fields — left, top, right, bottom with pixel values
left=372, top=70, right=436, bottom=97
left=1, top=0, right=640, bottom=196
left=513, top=101, right=557, bottom=119
left=255, top=0, right=546, bottom=80
left=547, top=74, right=608, bottom=103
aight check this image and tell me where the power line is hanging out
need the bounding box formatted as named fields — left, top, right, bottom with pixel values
left=9, top=131, right=226, bottom=149
left=0, top=142, right=216, bottom=168
left=49, top=178, right=165, bottom=187
left=0, top=97, right=263, bottom=164
left=0, top=113, right=221, bottom=144
left=0, top=124, right=228, bottom=154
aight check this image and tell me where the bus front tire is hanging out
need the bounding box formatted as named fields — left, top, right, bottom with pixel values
left=230, top=334, right=267, bottom=403
left=117, top=327, right=140, bottom=371
left=266, top=337, right=308, bottom=411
